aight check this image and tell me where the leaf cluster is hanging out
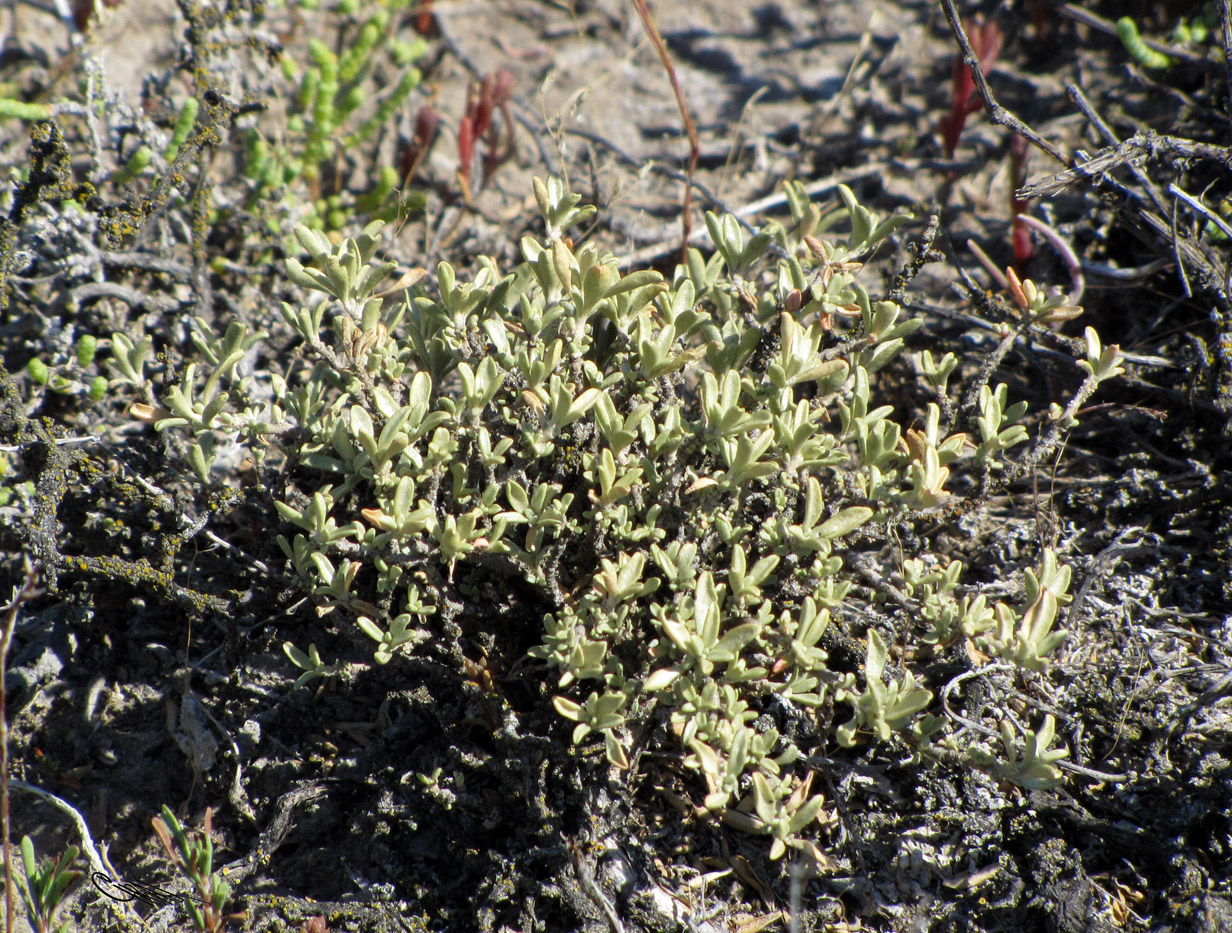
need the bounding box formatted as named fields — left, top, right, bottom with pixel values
left=147, top=177, right=1124, bottom=862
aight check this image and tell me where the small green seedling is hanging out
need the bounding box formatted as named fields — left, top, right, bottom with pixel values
left=151, top=806, right=247, bottom=933
left=18, top=836, right=83, bottom=933
left=1116, top=17, right=1174, bottom=69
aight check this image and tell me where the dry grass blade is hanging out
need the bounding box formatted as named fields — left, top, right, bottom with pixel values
left=630, top=0, right=700, bottom=263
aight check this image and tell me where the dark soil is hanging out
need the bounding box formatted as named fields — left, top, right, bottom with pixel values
left=2, top=1, right=1230, bottom=932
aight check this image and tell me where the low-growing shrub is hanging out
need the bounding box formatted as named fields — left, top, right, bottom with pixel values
left=143, top=176, right=1123, bottom=863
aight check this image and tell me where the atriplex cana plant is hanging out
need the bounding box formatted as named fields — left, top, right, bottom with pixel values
left=144, top=176, right=1124, bottom=865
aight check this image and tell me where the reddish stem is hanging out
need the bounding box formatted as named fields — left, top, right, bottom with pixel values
left=1009, top=132, right=1033, bottom=266
left=940, top=16, right=1003, bottom=158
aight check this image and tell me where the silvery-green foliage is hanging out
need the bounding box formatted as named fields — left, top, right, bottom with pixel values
left=835, top=629, right=933, bottom=747
left=107, top=332, right=154, bottom=386
left=967, top=714, right=1070, bottom=790
left=282, top=641, right=337, bottom=689
left=153, top=178, right=1121, bottom=861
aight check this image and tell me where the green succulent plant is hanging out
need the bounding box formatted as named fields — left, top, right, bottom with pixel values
left=151, top=806, right=246, bottom=932
left=243, top=0, right=428, bottom=231
left=24, top=333, right=109, bottom=403
left=149, top=176, right=1124, bottom=862
left=17, top=836, right=83, bottom=933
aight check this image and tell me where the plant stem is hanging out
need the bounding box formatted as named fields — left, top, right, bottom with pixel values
left=2, top=558, right=44, bottom=933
